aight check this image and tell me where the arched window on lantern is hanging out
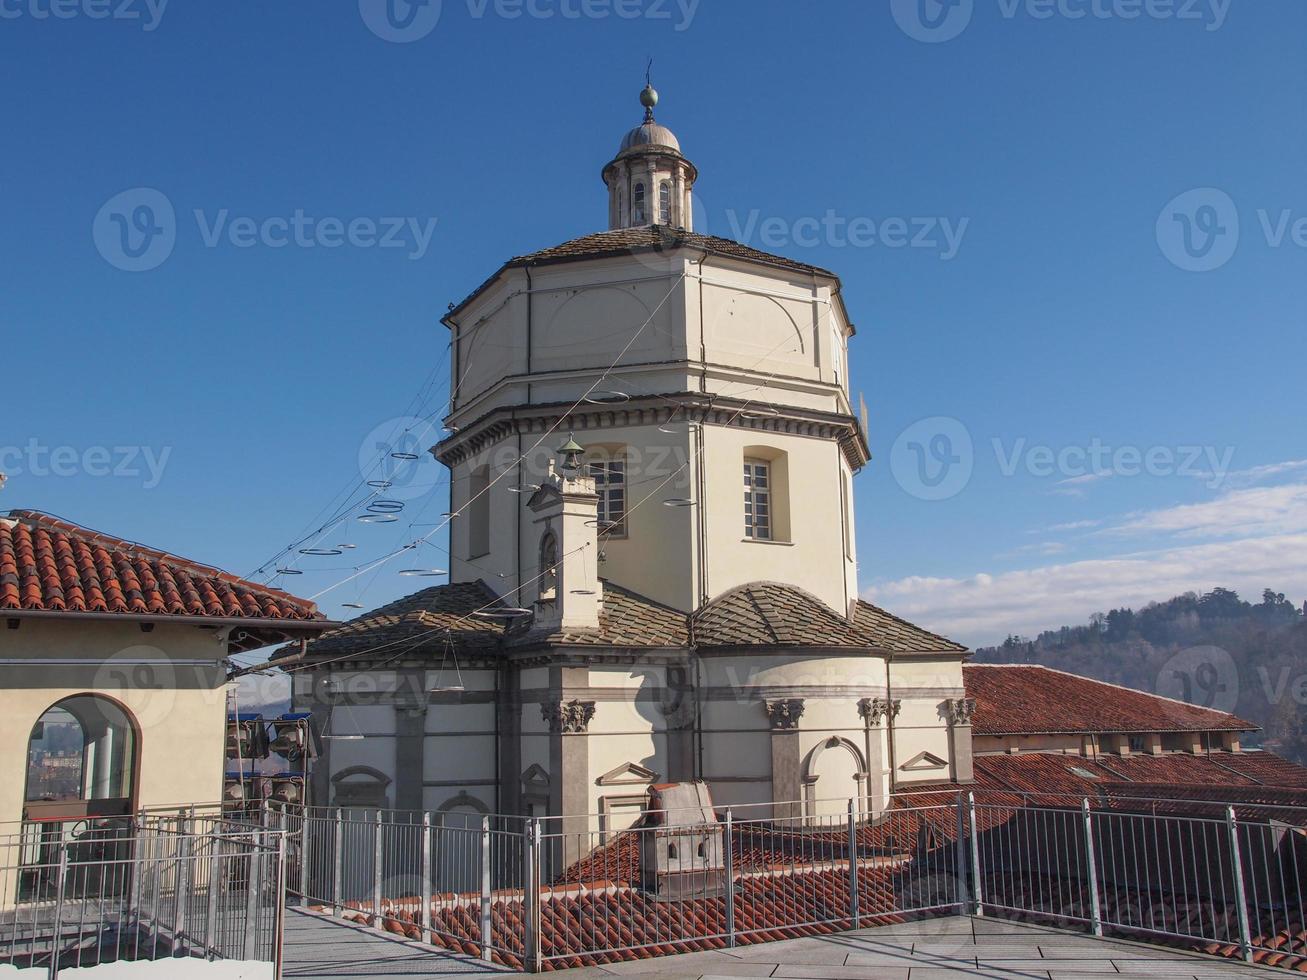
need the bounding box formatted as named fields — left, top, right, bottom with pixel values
left=659, top=180, right=672, bottom=225
left=538, top=531, right=559, bottom=603
left=632, top=182, right=647, bottom=225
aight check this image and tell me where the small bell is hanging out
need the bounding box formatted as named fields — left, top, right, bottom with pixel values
left=559, top=435, right=585, bottom=473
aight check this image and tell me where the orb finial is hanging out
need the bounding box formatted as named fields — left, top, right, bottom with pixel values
left=640, top=59, right=658, bottom=122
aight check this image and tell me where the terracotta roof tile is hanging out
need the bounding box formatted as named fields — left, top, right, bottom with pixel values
left=965, top=664, right=1257, bottom=735
left=0, top=510, right=321, bottom=624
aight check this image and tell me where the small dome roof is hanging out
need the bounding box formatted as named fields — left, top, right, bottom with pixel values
left=619, top=121, right=681, bottom=154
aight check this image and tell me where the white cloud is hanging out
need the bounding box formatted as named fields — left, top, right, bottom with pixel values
left=1200, top=458, right=1307, bottom=489
left=1107, top=482, right=1307, bottom=540
left=864, top=533, right=1307, bottom=648
left=1030, top=519, right=1101, bottom=535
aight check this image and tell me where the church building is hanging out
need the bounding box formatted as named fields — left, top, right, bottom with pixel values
left=290, top=86, right=994, bottom=833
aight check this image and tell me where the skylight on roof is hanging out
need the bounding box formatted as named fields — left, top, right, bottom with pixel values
left=1069, top=767, right=1100, bottom=780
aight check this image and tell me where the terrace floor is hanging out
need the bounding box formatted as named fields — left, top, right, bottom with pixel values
left=282, top=909, right=1275, bottom=979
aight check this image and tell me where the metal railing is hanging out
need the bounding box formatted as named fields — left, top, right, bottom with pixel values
left=117, top=790, right=1307, bottom=973
left=0, top=814, right=287, bottom=979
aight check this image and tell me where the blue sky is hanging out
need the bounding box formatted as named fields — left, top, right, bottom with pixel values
left=2, top=0, right=1305, bottom=652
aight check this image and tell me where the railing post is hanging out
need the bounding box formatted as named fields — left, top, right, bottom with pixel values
left=1081, top=799, right=1103, bottom=937
left=373, top=810, right=384, bottom=930
left=175, top=819, right=193, bottom=942
left=723, top=808, right=736, bottom=948
left=1226, top=805, right=1253, bottom=963
left=127, top=815, right=143, bottom=934
left=522, top=818, right=541, bottom=973
left=954, top=793, right=970, bottom=914
left=967, top=792, right=984, bottom=916
left=480, top=816, right=493, bottom=961
left=204, top=832, right=221, bottom=959
left=274, top=831, right=288, bottom=979
left=49, top=846, right=68, bottom=980
left=332, top=809, right=343, bottom=917
left=847, top=799, right=860, bottom=929
left=244, top=828, right=261, bottom=961
left=421, top=812, right=432, bottom=945
left=299, top=807, right=309, bottom=904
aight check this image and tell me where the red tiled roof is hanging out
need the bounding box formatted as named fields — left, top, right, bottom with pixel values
left=965, top=664, right=1257, bottom=735
left=0, top=510, right=321, bottom=624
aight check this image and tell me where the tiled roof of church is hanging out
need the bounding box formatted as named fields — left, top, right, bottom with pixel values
left=507, top=581, right=690, bottom=649
left=287, top=580, right=506, bottom=662
left=0, top=509, right=322, bottom=624
left=691, top=582, right=968, bottom=653
left=965, top=664, right=1257, bottom=735
left=512, top=227, right=838, bottom=277
left=447, top=226, right=838, bottom=320
left=291, top=580, right=964, bottom=660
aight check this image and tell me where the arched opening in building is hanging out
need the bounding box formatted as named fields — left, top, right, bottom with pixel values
left=24, top=695, right=139, bottom=821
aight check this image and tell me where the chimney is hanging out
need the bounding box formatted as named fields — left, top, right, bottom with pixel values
left=639, top=781, right=726, bottom=901
left=527, top=457, right=601, bottom=632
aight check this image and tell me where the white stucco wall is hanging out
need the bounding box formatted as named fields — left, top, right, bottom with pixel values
left=0, top=619, right=229, bottom=828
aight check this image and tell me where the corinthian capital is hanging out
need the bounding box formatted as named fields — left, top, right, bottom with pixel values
left=858, top=697, right=901, bottom=725
left=541, top=699, right=596, bottom=734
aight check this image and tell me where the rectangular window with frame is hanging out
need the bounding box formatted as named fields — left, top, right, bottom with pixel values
left=744, top=459, right=772, bottom=540
left=590, top=459, right=626, bottom=535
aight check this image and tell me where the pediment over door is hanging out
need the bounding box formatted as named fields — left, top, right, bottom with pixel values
left=596, top=761, right=660, bottom=787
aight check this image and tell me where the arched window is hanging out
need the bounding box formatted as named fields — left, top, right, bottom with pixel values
left=659, top=180, right=672, bottom=225
left=632, top=182, right=647, bottom=225
left=25, top=696, right=137, bottom=820
left=538, top=531, right=559, bottom=602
